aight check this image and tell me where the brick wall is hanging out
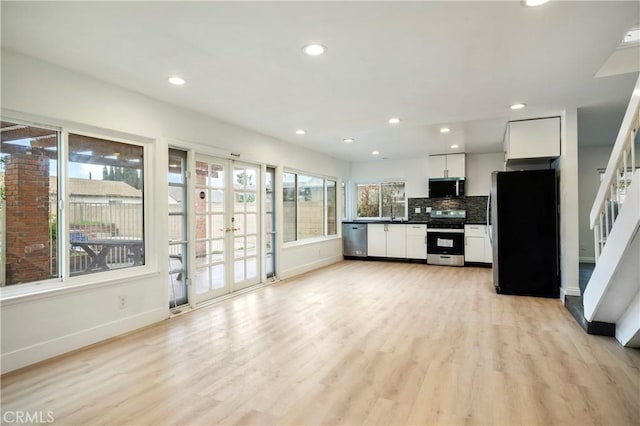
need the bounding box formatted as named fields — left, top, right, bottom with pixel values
left=5, top=152, right=55, bottom=284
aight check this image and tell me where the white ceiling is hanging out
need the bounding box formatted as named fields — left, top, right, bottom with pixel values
left=1, top=1, right=639, bottom=162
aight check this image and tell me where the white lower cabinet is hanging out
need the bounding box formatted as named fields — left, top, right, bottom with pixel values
left=367, top=224, right=388, bottom=257
left=386, top=225, right=407, bottom=258
left=464, top=224, right=492, bottom=264
left=484, top=231, right=493, bottom=263
left=367, top=223, right=408, bottom=258
left=406, top=224, right=427, bottom=260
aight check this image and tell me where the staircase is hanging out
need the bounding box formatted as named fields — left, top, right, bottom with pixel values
left=582, top=75, right=640, bottom=347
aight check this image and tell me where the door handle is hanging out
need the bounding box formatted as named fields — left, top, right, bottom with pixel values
left=222, top=227, right=241, bottom=232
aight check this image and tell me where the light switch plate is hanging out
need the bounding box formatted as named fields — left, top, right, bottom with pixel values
left=414, top=207, right=421, bottom=213
left=426, top=207, right=432, bottom=213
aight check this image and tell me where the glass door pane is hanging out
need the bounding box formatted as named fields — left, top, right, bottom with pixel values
left=265, top=167, right=276, bottom=278
left=231, top=163, right=260, bottom=291
left=168, top=149, right=188, bottom=309
left=194, top=156, right=229, bottom=302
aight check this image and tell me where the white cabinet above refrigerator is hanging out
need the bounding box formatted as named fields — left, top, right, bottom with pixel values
left=504, top=117, right=560, bottom=163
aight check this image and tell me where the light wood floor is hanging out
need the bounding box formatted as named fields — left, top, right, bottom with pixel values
left=2, top=261, right=639, bottom=425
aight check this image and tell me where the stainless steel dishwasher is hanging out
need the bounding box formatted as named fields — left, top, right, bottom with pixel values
left=342, top=223, right=367, bottom=257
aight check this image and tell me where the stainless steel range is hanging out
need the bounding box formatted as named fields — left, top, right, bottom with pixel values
left=426, top=209, right=466, bottom=266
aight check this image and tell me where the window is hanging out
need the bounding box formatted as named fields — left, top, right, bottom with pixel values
left=327, top=180, right=337, bottom=235
left=0, top=119, right=147, bottom=287
left=0, top=122, right=59, bottom=285
left=283, top=172, right=296, bottom=243
left=68, top=134, right=145, bottom=276
left=341, top=181, right=346, bottom=220
left=356, top=181, right=406, bottom=219
left=283, top=172, right=337, bottom=242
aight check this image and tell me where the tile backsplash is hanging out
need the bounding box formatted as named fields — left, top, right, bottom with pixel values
left=409, top=196, right=488, bottom=223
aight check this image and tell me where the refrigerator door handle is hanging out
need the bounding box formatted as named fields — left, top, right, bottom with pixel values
left=486, top=194, right=493, bottom=246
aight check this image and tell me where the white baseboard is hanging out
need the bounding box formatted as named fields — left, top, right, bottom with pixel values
left=560, top=285, right=582, bottom=302
left=579, top=256, right=596, bottom=263
left=1, top=308, right=166, bottom=374
left=280, top=255, right=343, bottom=280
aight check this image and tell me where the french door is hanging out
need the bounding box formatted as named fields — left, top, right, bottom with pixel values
left=193, top=155, right=261, bottom=303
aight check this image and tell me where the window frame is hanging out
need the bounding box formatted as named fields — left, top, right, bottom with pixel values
left=64, top=129, right=152, bottom=282
left=282, top=169, right=339, bottom=245
left=0, top=115, right=155, bottom=298
left=355, top=180, right=407, bottom=220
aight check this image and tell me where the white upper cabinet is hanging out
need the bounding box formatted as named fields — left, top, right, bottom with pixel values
left=428, top=153, right=466, bottom=178
left=428, top=155, right=447, bottom=178
left=505, top=117, right=560, bottom=162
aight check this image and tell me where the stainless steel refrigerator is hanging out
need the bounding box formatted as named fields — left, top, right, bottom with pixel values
left=490, top=169, right=559, bottom=298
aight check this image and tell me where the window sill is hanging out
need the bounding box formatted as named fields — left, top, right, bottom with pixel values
left=282, top=234, right=341, bottom=249
left=0, top=266, right=159, bottom=306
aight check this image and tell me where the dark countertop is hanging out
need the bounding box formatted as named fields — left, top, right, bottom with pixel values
left=342, top=220, right=430, bottom=224
left=342, top=220, right=488, bottom=225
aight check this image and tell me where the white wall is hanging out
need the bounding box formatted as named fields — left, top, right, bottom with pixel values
left=466, top=153, right=504, bottom=196
left=0, top=49, right=350, bottom=373
left=350, top=157, right=430, bottom=198
left=578, top=145, right=615, bottom=262
left=350, top=154, right=503, bottom=202
left=556, top=110, right=581, bottom=300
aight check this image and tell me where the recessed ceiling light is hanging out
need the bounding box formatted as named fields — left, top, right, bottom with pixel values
left=343, top=138, right=354, bottom=143
left=168, top=76, right=186, bottom=86
left=510, top=103, right=526, bottom=110
left=295, top=129, right=306, bottom=135
left=523, top=0, right=550, bottom=6
left=372, top=150, right=380, bottom=155
left=388, top=117, right=401, bottom=124
left=303, top=44, right=327, bottom=56
left=440, top=127, right=451, bottom=133
left=451, top=144, right=459, bottom=149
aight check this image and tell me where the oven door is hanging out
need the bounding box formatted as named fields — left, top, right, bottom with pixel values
left=426, top=229, right=464, bottom=255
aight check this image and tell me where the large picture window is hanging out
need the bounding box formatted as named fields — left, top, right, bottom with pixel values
left=356, top=181, right=406, bottom=219
left=283, top=172, right=337, bottom=243
left=0, top=120, right=146, bottom=286
left=68, top=134, right=144, bottom=276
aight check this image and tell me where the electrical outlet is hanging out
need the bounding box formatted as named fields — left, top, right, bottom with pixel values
left=118, top=295, right=127, bottom=310
left=414, top=207, right=421, bottom=213
left=426, top=207, right=432, bottom=213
